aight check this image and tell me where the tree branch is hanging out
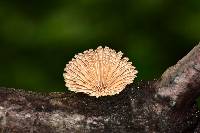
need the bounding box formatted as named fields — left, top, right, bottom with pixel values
left=155, top=43, right=200, bottom=110
left=1, top=43, right=200, bottom=133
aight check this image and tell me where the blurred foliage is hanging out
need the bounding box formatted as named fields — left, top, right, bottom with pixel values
left=0, top=0, right=200, bottom=92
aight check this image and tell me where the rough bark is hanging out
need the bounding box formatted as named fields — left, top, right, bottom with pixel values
left=1, top=43, right=200, bottom=133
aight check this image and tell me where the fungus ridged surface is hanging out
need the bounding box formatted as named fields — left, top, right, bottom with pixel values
left=63, top=46, right=138, bottom=97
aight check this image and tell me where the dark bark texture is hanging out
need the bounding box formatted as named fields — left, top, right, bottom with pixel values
left=1, top=43, right=200, bottom=133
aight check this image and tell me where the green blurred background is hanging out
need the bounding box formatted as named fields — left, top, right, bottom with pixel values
left=0, top=0, right=199, bottom=92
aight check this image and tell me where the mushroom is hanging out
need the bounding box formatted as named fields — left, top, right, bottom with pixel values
left=63, top=46, right=138, bottom=97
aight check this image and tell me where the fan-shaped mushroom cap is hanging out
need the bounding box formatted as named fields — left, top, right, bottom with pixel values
left=63, top=46, right=138, bottom=97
